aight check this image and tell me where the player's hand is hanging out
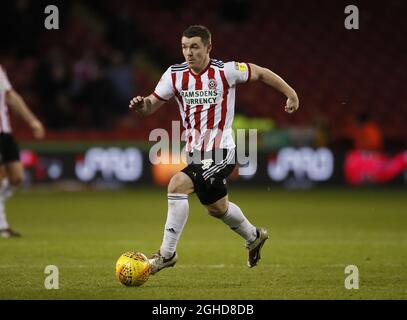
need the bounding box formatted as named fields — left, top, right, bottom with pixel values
left=129, top=96, right=145, bottom=112
left=31, top=120, right=45, bottom=139
left=284, top=95, right=299, bottom=114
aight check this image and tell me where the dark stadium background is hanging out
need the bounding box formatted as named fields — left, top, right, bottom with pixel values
left=1, top=0, right=406, bottom=188
left=0, top=0, right=406, bottom=301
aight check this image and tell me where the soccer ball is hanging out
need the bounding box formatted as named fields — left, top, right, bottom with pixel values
left=115, top=251, right=151, bottom=287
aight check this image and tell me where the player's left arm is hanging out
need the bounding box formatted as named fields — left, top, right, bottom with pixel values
left=5, top=89, right=45, bottom=139
left=248, top=63, right=299, bottom=114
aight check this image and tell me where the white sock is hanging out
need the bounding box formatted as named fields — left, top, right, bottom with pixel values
left=0, top=200, right=9, bottom=230
left=159, top=193, right=189, bottom=259
left=0, top=179, right=13, bottom=200
left=218, top=202, right=257, bottom=243
left=0, top=179, right=11, bottom=230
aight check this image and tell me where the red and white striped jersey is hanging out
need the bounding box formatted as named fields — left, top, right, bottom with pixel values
left=0, top=65, right=12, bottom=133
left=153, top=59, right=251, bottom=152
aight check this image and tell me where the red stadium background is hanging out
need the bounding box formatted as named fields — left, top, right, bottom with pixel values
left=1, top=0, right=406, bottom=187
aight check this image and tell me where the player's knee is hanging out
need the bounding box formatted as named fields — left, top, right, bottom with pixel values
left=206, top=202, right=228, bottom=218
left=207, top=207, right=224, bottom=217
left=168, top=173, right=190, bottom=194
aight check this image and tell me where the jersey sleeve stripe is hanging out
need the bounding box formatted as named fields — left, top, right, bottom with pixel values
left=171, top=62, right=188, bottom=71
left=219, top=71, right=229, bottom=131
left=211, top=59, right=224, bottom=68
left=180, top=71, right=193, bottom=151
left=211, top=62, right=224, bottom=68
left=171, top=66, right=189, bottom=72
left=152, top=91, right=168, bottom=101
left=246, top=63, right=252, bottom=83
left=215, top=69, right=229, bottom=148
left=206, top=67, right=216, bottom=129
left=193, top=74, right=203, bottom=150
left=171, top=72, right=184, bottom=107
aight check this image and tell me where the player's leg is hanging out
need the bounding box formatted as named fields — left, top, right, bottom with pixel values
left=204, top=195, right=268, bottom=267
left=190, top=148, right=266, bottom=266
left=198, top=150, right=258, bottom=244
left=0, top=132, right=24, bottom=197
left=0, top=166, right=10, bottom=233
left=149, top=171, right=194, bottom=274
left=0, top=162, right=22, bottom=238
left=205, top=195, right=257, bottom=243
left=4, top=161, right=24, bottom=187
left=0, top=162, right=24, bottom=238
left=0, top=133, right=24, bottom=238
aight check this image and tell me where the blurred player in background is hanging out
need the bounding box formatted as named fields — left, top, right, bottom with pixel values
left=129, top=25, right=299, bottom=274
left=345, top=112, right=383, bottom=152
left=344, top=113, right=407, bottom=185
left=0, top=65, right=45, bottom=238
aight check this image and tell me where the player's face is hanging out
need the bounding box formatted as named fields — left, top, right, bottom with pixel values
left=182, top=36, right=211, bottom=71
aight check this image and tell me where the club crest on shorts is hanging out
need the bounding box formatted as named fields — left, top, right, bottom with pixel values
left=201, top=159, right=214, bottom=170
left=208, top=79, right=217, bottom=90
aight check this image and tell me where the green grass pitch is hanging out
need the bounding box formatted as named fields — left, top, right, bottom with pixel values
left=0, top=187, right=406, bottom=299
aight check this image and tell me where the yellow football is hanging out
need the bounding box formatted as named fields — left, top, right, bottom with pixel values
left=115, top=251, right=151, bottom=287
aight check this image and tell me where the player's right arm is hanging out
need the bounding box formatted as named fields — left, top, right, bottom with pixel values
left=129, top=94, right=165, bottom=116
left=6, top=89, right=45, bottom=139
left=1, top=65, right=45, bottom=139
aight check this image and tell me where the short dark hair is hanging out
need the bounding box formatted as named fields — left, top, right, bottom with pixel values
left=182, top=25, right=212, bottom=46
